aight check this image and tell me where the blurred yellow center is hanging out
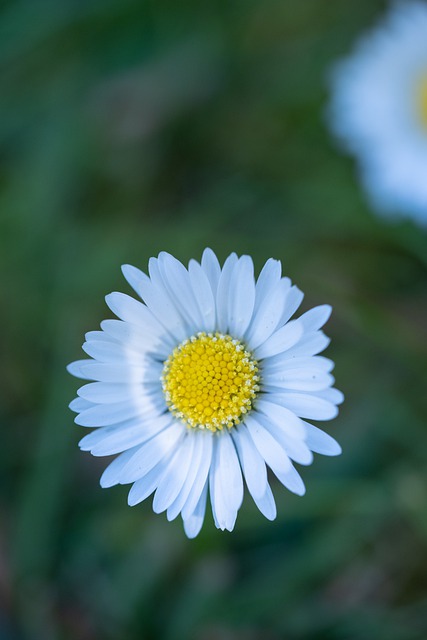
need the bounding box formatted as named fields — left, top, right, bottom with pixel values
left=162, top=332, right=259, bottom=432
left=416, top=74, right=427, bottom=129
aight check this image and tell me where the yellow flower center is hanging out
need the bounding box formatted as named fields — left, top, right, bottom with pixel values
left=161, top=332, right=260, bottom=432
left=416, top=73, right=427, bottom=129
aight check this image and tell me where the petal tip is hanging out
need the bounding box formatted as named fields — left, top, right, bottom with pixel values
left=321, top=303, right=333, bottom=317
left=104, top=292, right=115, bottom=306
left=100, top=476, right=112, bottom=489
left=328, top=441, right=342, bottom=456
left=266, top=510, right=277, bottom=522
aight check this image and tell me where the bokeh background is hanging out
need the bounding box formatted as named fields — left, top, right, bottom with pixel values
left=2, top=1, right=427, bottom=638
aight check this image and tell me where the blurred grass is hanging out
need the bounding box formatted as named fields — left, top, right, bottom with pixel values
left=1, top=0, right=427, bottom=639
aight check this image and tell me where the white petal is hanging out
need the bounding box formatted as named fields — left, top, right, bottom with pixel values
left=303, top=421, right=342, bottom=456
left=227, top=255, right=256, bottom=338
left=216, top=430, right=244, bottom=514
left=274, top=462, right=306, bottom=495
left=278, top=286, right=304, bottom=325
left=75, top=394, right=165, bottom=427
left=244, top=278, right=289, bottom=350
left=253, top=258, right=283, bottom=316
left=67, top=359, right=95, bottom=380
left=188, top=259, right=216, bottom=332
left=244, top=414, right=305, bottom=496
left=201, top=248, right=221, bottom=297
left=121, top=263, right=150, bottom=299
left=312, top=387, right=344, bottom=405
left=152, top=433, right=195, bottom=513
left=244, top=414, right=292, bottom=474
left=254, top=320, right=303, bottom=360
left=245, top=416, right=305, bottom=496
left=209, top=437, right=238, bottom=531
left=118, top=421, right=185, bottom=483
left=81, top=415, right=167, bottom=454
left=157, top=252, right=203, bottom=331
left=298, top=305, right=332, bottom=332
left=100, top=447, right=140, bottom=488
left=75, top=401, right=141, bottom=427
left=232, top=424, right=268, bottom=500
left=181, top=431, right=213, bottom=520
left=79, top=361, right=162, bottom=384
left=167, top=432, right=204, bottom=521
left=183, top=480, right=208, bottom=539
left=283, top=331, right=331, bottom=358
left=127, top=455, right=174, bottom=506
left=85, top=330, right=118, bottom=343
left=77, top=382, right=142, bottom=405
left=262, top=355, right=334, bottom=375
left=259, top=415, right=313, bottom=465
left=304, top=422, right=342, bottom=456
left=79, top=424, right=121, bottom=451
left=255, top=398, right=305, bottom=439
left=122, top=264, right=187, bottom=342
left=105, top=292, right=162, bottom=335
left=216, top=253, right=238, bottom=333
left=209, top=431, right=243, bottom=531
left=252, top=484, right=277, bottom=521
left=100, top=319, right=172, bottom=357
left=88, top=413, right=174, bottom=457
left=82, top=340, right=144, bottom=365
left=266, top=392, right=339, bottom=421
left=69, top=397, right=94, bottom=413
left=261, top=372, right=335, bottom=393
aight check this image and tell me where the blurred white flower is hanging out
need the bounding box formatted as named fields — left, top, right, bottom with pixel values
left=328, top=1, right=427, bottom=223
left=68, top=250, right=342, bottom=538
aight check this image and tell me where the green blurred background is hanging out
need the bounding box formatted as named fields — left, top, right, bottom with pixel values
left=2, top=0, right=427, bottom=638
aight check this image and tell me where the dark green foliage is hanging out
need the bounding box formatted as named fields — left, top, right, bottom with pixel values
left=1, top=1, right=427, bottom=638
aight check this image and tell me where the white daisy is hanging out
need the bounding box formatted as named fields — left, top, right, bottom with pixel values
left=328, top=0, right=427, bottom=223
left=68, top=250, right=342, bottom=538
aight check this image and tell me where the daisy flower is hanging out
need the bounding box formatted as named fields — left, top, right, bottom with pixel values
left=68, top=250, right=342, bottom=538
left=328, top=1, right=427, bottom=223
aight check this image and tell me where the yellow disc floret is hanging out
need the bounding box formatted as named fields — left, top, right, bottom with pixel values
left=416, top=73, right=427, bottom=129
left=161, top=332, right=260, bottom=432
